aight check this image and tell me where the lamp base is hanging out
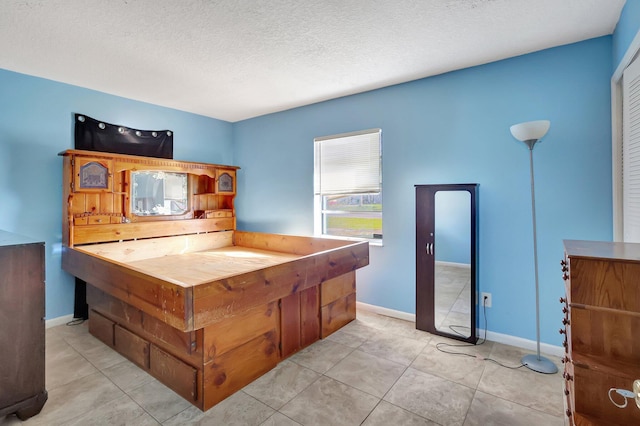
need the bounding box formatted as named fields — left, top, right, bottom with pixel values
left=521, top=354, right=558, bottom=374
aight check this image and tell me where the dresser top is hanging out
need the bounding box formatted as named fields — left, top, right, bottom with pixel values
left=564, top=239, right=640, bottom=262
left=0, top=230, right=42, bottom=248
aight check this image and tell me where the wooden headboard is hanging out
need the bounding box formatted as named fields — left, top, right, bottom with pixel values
left=60, top=149, right=239, bottom=247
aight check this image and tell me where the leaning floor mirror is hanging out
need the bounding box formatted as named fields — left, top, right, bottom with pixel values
left=415, top=184, right=479, bottom=343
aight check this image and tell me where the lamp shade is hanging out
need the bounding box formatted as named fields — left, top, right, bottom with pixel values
left=510, top=120, right=550, bottom=142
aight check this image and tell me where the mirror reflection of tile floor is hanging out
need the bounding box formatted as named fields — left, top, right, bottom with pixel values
left=1, top=310, right=564, bottom=426
left=434, top=263, right=472, bottom=338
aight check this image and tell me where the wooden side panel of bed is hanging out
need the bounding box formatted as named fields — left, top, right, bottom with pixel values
left=202, top=330, right=280, bottom=409
left=87, top=287, right=200, bottom=364
left=191, top=237, right=368, bottom=329
left=64, top=246, right=194, bottom=331
left=321, top=272, right=357, bottom=338
left=202, top=301, right=279, bottom=362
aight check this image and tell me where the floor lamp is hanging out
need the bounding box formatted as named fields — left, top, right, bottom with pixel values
left=510, top=120, right=558, bottom=374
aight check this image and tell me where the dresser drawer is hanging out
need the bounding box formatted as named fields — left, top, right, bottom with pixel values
left=570, top=307, right=640, bottom=364
left=569, top=258, right=640, bottom=312
left=572, top=364, right=640, bottom=426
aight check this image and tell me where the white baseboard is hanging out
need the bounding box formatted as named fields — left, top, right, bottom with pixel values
left=45, top=314, right=75, bottom=329
left=482, top=330, right=564, bottom=358
left=356, top=302, right=563, bottom=358
left=357, top=301, right=416, bottom=322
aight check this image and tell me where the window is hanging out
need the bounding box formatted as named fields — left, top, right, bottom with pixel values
left=314, top=129, right=382, bottom=242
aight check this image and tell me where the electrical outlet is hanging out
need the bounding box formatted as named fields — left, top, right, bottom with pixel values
left=481, top=292, right=492, bottom=308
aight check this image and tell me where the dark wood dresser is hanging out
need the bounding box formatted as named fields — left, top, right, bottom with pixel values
left=0, top=230, right=47, bottom=420
left=562, top=240, right=640, bottom=425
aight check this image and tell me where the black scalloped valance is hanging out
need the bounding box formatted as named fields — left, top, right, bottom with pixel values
left=74, top=113, right=173, bottom=159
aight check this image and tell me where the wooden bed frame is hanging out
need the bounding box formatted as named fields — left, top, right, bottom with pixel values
left=60, top=149, right=369, bottom=410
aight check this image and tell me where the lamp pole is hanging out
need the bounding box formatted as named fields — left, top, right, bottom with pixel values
left=527, top=140, right=542, bottom=361
left=520, top=140, right=558, bottom=374
left=510, top=120, right=557, bottom=374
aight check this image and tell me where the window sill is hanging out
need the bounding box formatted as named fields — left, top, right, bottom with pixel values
left=316, top=234, right=383, bottom=247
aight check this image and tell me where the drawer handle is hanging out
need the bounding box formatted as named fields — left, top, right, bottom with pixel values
left=562, top=273, right=569, bottom=281
left=559, top=297, right=566, bottom=304
left=562, top=318, right=570, bottom=326
left=562, top=265, right=569, bottom=272
left=564, top=389, right=570, bottom=396
left=566, top=409, right=572, bottom=417
left=561, top=356, right=571, bottom=364
left=563, top=372, right=573, bottom=381
left=560, top=259, right=567, bottom=267
left=559, top=328, right=566, bottom=335
left=562, top=307, right=568, bottom=314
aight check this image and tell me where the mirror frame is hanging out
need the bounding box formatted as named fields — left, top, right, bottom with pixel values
left=434, top=190, right=472, bottom=339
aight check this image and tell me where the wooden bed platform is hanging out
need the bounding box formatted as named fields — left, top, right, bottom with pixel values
left=59, top=150, right=369, bottom=410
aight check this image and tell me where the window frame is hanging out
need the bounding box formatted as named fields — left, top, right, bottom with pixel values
left=313, top=128, right=382, bottom=244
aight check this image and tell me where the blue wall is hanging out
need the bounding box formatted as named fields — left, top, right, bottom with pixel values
left=234, top=37, right=613, bottom=346
left=0, top=69, right=233, bottom=319
left=613, top=0, right=640, bottom=68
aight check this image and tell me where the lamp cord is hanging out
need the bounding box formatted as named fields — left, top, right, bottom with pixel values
left=435, top=297, right=526, bottom=370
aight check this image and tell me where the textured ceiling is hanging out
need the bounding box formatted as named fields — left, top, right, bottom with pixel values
left=0, top=0, right=626, bottom=122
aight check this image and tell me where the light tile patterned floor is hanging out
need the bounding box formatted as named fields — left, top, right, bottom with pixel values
left=1, top=310, right=564, bottom=426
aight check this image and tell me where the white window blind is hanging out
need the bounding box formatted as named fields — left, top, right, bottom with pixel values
left=314, top=129, right=381, bottom=195
left=623, top=56, right=640, bottom=242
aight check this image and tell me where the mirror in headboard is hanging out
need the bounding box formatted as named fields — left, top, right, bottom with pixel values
left=131, top=171, right=188, bottom=216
